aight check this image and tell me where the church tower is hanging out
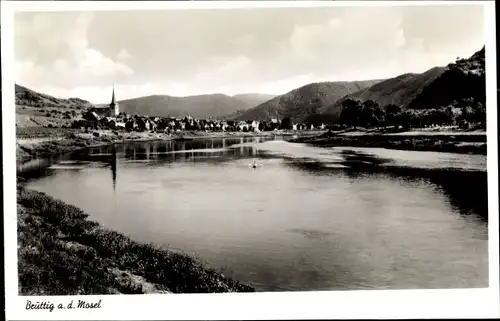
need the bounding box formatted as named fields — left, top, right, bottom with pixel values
left=110, top=85, right=119, bottom=117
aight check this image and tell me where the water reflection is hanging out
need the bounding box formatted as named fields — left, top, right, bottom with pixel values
left=286, top=149, right=488, bottom=221
left=18, top=136, right=277, bottom=186
left=111, top=146, right=117, bottom=191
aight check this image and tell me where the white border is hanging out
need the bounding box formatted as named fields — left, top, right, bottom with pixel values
left=2, top=1, right=499, bottom=320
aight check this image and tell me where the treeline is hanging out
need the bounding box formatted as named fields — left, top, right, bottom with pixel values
left=339, top=97, right=486, bottom=129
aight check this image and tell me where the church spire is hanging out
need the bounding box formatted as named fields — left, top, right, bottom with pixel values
left=111, top=84, right=116, bottom=105
left=110, top=84, right=119, bottom=117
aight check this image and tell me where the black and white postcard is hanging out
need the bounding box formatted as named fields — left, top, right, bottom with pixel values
left=2, top=1, right=499, bottom=320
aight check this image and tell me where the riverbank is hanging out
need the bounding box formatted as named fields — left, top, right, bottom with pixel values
left=290, top=128, right=487, bottom=155
left=17, top=181, right=254, bottom=295
left=16, top=127, right=326, bottom=164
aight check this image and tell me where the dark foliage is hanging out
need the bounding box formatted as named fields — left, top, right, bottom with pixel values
left=408, top=46, right=486, bottom=110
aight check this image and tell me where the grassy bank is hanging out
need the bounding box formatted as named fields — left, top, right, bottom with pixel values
left=291, top=128, right=487, bottom=155
left=16, top=127, right=326, bottom=164
left=17, top=182, right=254, bottom=295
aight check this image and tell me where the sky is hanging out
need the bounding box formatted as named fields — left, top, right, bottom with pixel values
left=14, top=5, right=485, bottom=104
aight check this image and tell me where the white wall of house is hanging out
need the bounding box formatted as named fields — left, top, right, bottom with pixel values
left=251, top=121, right=260, bottom=131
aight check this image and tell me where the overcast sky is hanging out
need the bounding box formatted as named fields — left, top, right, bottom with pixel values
left=14, top=5, right=485, bottom=103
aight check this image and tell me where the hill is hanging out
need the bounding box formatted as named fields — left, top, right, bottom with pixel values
left=220, top=94, right=276, bottom=120
left=117, top=93, right=270, bottom=119
left=234, top=80, right=383, bottom=122
left=407, top=46, right=486, bottom=110
left=232, top=93, right=277, bottom=108
left=15, top=84, right=94, bottom=109
left=321, top=66, right=446, bottom=121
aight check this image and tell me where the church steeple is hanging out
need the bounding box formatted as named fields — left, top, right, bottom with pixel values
left=111, top=84, right=116, bottom=105
left=109, top=84, right=119, bottom=117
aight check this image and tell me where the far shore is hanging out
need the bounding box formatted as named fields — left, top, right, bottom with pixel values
left=290, top=127, right=487, bottom=155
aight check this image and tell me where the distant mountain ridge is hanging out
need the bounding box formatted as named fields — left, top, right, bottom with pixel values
left=15, top=84, right=94, bottom=109
left=232, top=93, right=277, bottom=108
left=234, top=80, right=383, bottom=122
left=116, top=92, right=275, bottom=118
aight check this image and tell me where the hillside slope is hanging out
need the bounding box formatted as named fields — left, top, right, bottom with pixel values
left=407, top=46, right=486, bottom=110
left=322, top=66, right=446, bottom=121
left=118, top=93, right=265, bottom=118
left=232, top=93, right=277, bottom=108
left=235, top=80, right=382, bottom=122
left=15, top=84, right=93, bottom=109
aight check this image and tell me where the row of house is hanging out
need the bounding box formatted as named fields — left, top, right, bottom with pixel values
left=77, top=111, right=326, bottom=133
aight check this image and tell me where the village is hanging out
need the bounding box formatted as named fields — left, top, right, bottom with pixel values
left=79, top=111, right=327, bottom=133
left=76, top=87, right=327, bottom=134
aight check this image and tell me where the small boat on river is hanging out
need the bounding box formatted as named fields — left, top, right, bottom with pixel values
left=251, top=160, right=262, bottom=169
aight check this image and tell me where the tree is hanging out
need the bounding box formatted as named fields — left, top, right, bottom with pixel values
left=472, top=101, right=486, bottom=124
left=339, top=99, right=363, bottom=128
left=359, top=100, right=380, bottom=127
left=280, top=117, right=293, bottom=130
left=455, top=97, right=475, bottom=109
left=373, top=106, right=386, bottom=128
left=459, top=106, right=475, bottom=122
left=398, top=110, right=416, bottom=129
left=444, top=106, right=461, bottom=125
left=384, top=104, right=402, bottom=127
left=385, top=104, right=402, bottom=115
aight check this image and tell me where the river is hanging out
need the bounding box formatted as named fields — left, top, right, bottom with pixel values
left=18, top=136, right=489, bottom=291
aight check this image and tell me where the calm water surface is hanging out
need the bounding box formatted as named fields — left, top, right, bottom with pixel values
left=20, top=136, right=489, bottom=291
